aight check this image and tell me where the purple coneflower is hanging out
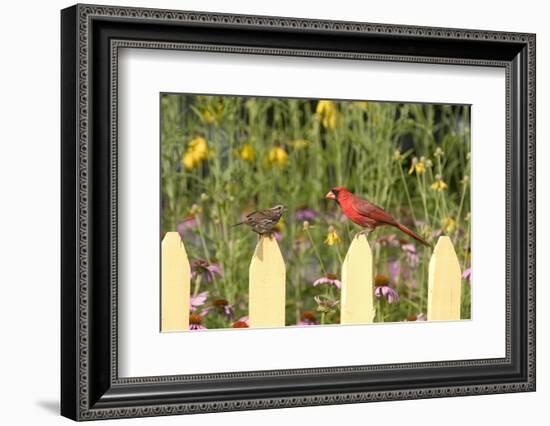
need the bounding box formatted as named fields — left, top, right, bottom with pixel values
left=375, top=286, right=401, bottom=304
left=232, top=316, right=249, bottom=328
left=388, top=258, right=400, bottom=283
left=189, top=313, right=207, bottom=330
left=297, top=310, right=319, bottom=326
left=462, top=267, right=472, bottom=282
left=405, top=313, right=427, bottom=321
left=313, top=273, right=342, bottom=289
left=206, top=299, right=234, bottom=319
left=176, top=215, right=197, bottom=237
left=271, top=222, right=283, bottom=241
left=295, top=207, right=318, bottom=222
left=431, top=229, right=444, bottom=239
left=402, top=243, right=420, bottom=268
left=190, top=291, right=209, bottom=312
left=374, top=274, right=400, bottom=304
left=191, top=259, right=223, bottom=283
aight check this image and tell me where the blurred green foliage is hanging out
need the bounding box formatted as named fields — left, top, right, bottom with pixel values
left=161, top=94, right=471, bottom=329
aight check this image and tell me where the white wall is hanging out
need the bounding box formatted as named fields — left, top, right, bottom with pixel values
left=0, top=0, right=546, bottom=424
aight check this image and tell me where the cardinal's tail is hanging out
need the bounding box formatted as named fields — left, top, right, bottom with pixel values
left=395, top=223, right=432, bottom=248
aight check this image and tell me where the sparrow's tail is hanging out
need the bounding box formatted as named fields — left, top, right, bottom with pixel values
left=395, top=223, right=432, bottom=248
left=232, top=221, right=245, bottom=227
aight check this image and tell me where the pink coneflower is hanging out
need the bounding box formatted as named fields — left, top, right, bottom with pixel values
left=374, top=275, right=400, bottom=304
left=405, top=313, right=427, bottom=321
left=462, top=267, right=472, bottom=282
left=313, top=273, right=342, bottom=289
left=232, top=315, right=249, bottom=328
left=297, top=310, right=319, bottom=326
left=388, top=258, right=400, bottom=283
left=189, top=313, right=207, bottom=330
left=190, top=291, right=209, bottom=312
left=431, top=229, right=444, bottom=239
left=190, top=259, right=223, bottom=283
left=176, top=215, right=197, bottom=237
left=402, top=243, right=420, bottom=268
left=272, top=222, right=283, bottom=241
left=295, top=207, right=318, bottom=222
left=375, top=286, right=400, bottom=304
left=205, top=299, right=234, bottom=319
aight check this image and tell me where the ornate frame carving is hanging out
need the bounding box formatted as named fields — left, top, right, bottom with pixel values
left=61, top=4, right=535, bottom=420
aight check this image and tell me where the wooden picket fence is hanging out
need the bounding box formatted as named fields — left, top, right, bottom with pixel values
left=161, top=232, right=462, bottom=331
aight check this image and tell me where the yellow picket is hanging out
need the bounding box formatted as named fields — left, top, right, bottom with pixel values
left=340, top=234, right=375, bottom=324
left=161, top=232, right=191, bottom=331
left=159, top=231, right=463, bottom=331
left=427, top=236, right=462, bottom=321
left=248, top=235, right=286, bottom=328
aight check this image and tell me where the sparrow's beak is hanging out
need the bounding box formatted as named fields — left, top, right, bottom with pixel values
left=325, top=190, right=336, bottom=200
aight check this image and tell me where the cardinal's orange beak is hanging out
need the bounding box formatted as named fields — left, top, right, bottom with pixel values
left=325, top=190, right=336, bottom=200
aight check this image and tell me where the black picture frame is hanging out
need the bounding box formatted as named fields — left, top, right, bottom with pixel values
left=61, top=4, right=536, bottom=421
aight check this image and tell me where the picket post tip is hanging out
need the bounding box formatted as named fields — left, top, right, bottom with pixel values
left=248, top=235, right=286, bottom=328
left=427, top=236, right=462, bottom=321
left=340, top=234, right=375, bottom=324
left=161, top=232, right=191, bottom=332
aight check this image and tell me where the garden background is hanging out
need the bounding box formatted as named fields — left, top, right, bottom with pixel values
left=160, top=94, right=471, bottom=329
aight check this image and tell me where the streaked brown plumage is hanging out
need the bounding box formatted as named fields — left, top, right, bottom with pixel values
left=234, top=204, right=286, bottom=235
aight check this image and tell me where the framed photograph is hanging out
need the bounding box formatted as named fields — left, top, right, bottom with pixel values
left=61, top=4, right=536, bottom=421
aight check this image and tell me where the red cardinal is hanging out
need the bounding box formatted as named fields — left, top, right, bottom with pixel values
left=326, top=187, right=431, bottom=247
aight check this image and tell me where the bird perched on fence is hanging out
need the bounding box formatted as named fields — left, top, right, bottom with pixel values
left=233, top=204, right=286, bottom=236
left=325, top=187, right=431, bottom=247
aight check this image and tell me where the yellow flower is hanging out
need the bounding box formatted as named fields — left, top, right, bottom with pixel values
left=200, top=100, right=224, bottom=124
left=316, top=100, right=338, bottom=129
left=182, top=152, right=197, bottom=170
left=238, top=143, right=255, bottom=162
left=189, top=136, right=209, bottom=157
left=202, top=109, right=217, bottom=123
left=431, top=175, right=448, bottom=191
left=181, top=136, right=210, bottom=170
left=324, top=225, right=341, bottom=246
left=291, top=139, right=309, bottom=149
left=408, top=157, right=426, bottom=175
left=442, top=217, right=456, bottom=233
left=268, top=146, right=289, bottom=166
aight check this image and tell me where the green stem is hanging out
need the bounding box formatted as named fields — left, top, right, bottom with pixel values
left=194, top=214, right=211, bottom=263
left=305, top=228, right=327, bottom=275
left=456, top=181, right=468, bottom=228
left=192, top=275, right=202, bottom=297
left=417, top=173, right=430, bottom=225
left=397, top=164, right=417, bottom=224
